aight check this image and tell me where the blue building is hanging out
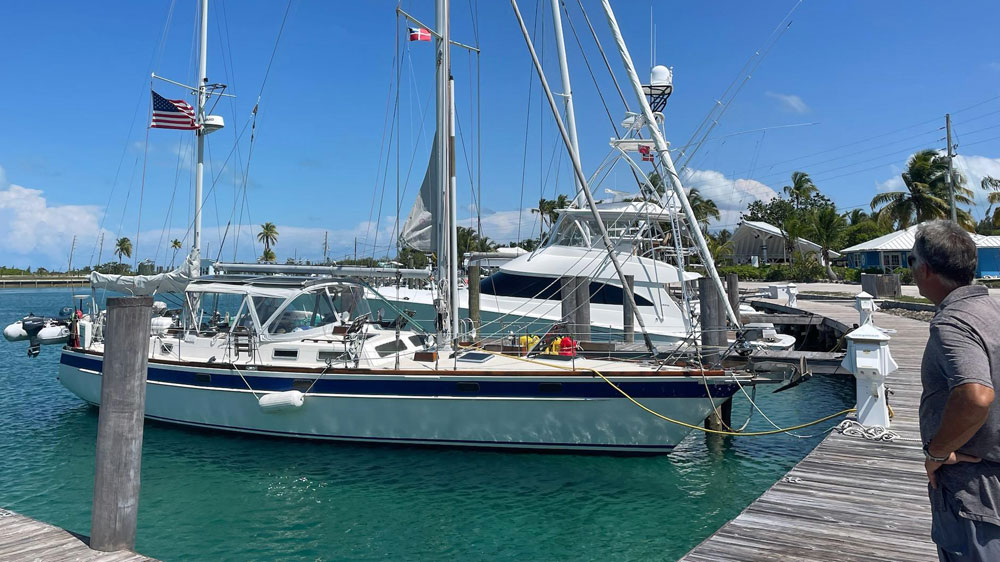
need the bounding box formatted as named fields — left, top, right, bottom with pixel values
left=840, top=225, right=1000, bottom=278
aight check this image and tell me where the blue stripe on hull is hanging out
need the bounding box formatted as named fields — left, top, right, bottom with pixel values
left=61, top=352, right=740, bottom=400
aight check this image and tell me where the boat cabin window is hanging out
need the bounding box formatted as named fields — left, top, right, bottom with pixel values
left=252, top=296, right=285, bottom=327
left=267, top=289, right=339, bottom=335
left=330, top=286, right=370, bottom=323
left=188, top=292, right=248, bottom=334
left=480, top=272, right=654, bottom=306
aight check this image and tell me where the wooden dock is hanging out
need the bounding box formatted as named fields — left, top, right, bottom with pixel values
left=682, top=294, right=938, bottom=561
left=0, top=508, right=156, bottom=561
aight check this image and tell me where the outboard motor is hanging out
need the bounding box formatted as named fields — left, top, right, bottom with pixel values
left=21, top=315, right=46, bottom=358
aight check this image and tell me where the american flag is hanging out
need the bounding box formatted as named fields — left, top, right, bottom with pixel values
left=408, top=27, right=431, bottom=42
left=150, top=90, right=199, bottom=130
left=638, top=145, right=655, bottom=162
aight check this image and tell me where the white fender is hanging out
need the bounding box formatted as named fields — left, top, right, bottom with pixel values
left=258, top=390, right=305, bottom=413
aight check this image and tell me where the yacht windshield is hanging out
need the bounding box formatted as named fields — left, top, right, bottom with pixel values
left=549, top=216, right=596, bottom=248
left=267, top=289, right=338, bottom=335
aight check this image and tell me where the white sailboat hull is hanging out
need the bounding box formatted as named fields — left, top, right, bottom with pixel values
left=59, top=349, right=742, bottom=453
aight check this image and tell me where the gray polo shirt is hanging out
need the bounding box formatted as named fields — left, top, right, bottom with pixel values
left=919, top=284, right=1000, bottom=525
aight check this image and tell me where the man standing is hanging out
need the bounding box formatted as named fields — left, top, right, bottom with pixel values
left=917, top=220, right=1000, bottom=560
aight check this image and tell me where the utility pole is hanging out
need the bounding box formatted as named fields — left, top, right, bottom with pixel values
left=67, top=235, right=77, bottom=273
left=946, top=113, right=957, bottom=223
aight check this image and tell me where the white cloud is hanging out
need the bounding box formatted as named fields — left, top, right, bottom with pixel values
left=0, top=166, right=105, bottom=268
left=679, top=168, right=780, bottom=229
left=458, top=209, right=542, bottom=243
left=766, top=91, right=809, bottom=114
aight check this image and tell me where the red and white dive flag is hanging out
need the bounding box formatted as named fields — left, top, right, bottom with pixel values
left=408, top=27, right=431, bottom=42
left=638, top=145, right=655, bottom=162
left=150, top=90, right=199, bottom=130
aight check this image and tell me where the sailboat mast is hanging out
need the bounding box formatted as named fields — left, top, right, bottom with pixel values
left=434, top=0, right=453, bottom=347
left=599, top=0, right=740, bottom=328
left=549, top=0, right=582, bottom=198
left=448, top=77, right=459, bottom=340
left=193, top=0, right=209, bottom=274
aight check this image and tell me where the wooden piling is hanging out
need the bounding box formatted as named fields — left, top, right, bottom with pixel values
left=699, top=278, right=732, bottom=431
left=574, top=276, right=591, bottom=342
left=468, top=264, right=481, bottom=337
left=622, top=275, right=635, bottom=344
left=90, top=296, right=152, bottom=552
left=560, top=276, right=578, bottom=340
left=726, top=273, right=740, bottom=322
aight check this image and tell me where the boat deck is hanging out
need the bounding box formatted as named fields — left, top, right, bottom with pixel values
left=681, top=293, right=938, bottom=561
left=0, top=508, right=156, bottom=561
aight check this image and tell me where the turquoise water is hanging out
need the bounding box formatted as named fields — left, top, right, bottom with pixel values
left=0, top=288, right=854, bottom=561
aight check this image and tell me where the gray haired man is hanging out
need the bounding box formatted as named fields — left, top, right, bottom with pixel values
left=916, top=220, right=1000, bottom=560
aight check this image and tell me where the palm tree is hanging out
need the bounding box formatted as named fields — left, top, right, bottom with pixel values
left=707, top=233, right=733, bottom=265
left=871, top=150, right=975, bottom=230
left=530, top=195, right=570, bottom=238
left=257, top=222, right=279, bottom=261
left=456, top=226, right=496, bottom=266
left=846, top=209, right=869, bottom=226
left=688, top=188, right=720, bottom=231
left=806, top=207, right=847, bottom=280
left=169, top=238, right=182, bottom=267
left=782, top=172, right=818, bottom=209
left=114, top=237, right=132, bottom=264
left=982, top=176, right=1000, bottom=227
left=780, top=215, right=808, bottom=263
left=647, top=171, right=666, bottom=197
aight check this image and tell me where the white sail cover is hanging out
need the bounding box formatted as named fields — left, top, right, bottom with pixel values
left=90, top=250, right=199, bottom=296
left=399, top=138, right=439, bottom=254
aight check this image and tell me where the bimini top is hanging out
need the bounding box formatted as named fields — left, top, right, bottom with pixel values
left=187, top=275, right=360, bottom=298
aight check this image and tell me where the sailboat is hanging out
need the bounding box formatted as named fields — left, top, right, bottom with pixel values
left=25, top=0, right=779, bottom=453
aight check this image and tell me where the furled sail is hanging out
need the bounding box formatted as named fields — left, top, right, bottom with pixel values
left=399, top=138, right=439, bottom=254
left=90, top=249, right=199, bottom=296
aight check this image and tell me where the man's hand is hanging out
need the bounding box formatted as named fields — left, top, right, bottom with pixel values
left=926, top=452, right=982, bottom=489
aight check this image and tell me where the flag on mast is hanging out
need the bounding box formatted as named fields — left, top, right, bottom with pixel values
left=638, top=145, right=654, bottom=162
left=150, top=91, right=199, bottom=130
left=408, top=27, right=431, bottom=42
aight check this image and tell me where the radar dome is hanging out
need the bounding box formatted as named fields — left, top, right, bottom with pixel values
left=650, top=65, right=672, bottom=86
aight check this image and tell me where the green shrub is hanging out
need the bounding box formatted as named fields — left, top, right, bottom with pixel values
left=892, top=267, right=913, bottom=284
left=765, top=265, right=790, bottom=281
left=718, top=264, right=767, bottom=281
left=833, top=266, right=860, bottom=282
left=788, top=252, right=825, bottom=282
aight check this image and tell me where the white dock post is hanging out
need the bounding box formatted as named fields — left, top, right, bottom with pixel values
left=786, top=283, right=798, bottom=307
left=841, top=322, right=897, bottom=427
left=855, top=291, right=876, bottom=325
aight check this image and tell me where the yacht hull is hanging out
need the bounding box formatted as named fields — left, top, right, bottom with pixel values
left=59, top=349, right=743, bottom=454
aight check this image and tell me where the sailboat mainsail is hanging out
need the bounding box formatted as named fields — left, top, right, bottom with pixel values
left=89, top=250, right=199, bottom=296
left=398, top=138, right=440, bottom=253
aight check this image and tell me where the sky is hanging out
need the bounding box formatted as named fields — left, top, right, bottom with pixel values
left=1, top=0, right=999, bottom=269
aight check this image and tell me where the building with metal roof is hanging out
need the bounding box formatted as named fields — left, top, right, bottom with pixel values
left=731, top=220, right=841, bottom=266
left=839, top=224, right=1000, bottom=278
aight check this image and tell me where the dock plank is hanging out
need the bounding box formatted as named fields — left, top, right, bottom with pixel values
left=0, top=509, right=157, bottom=561
left=681, top=295, right=940, bottom=561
